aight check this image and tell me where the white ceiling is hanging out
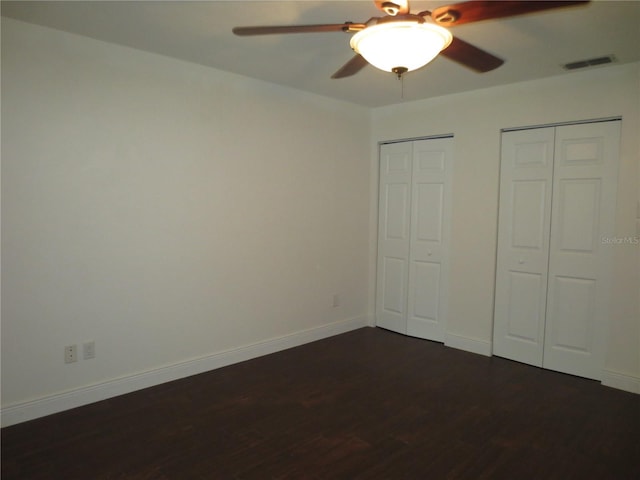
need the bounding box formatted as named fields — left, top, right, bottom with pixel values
left=2, top=0, right=639, bottom=107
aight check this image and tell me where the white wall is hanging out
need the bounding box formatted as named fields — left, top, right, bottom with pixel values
left=1, top=18, right=371, bottom=423
left=2, top=17, right=638, bottom=427
left=371, top=63, right=640, bottom=389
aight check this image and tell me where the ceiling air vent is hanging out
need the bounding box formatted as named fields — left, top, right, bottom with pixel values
left=563, top=55, right=616, bottom=70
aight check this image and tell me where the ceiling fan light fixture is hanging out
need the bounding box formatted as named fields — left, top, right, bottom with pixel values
left=350, top=20, right=452, bottom=74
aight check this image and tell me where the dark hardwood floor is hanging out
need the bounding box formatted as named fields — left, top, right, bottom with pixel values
left=2, top=327, right=639, bottom=479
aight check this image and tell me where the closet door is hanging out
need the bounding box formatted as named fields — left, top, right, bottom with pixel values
left=376, top=142, right=412, bottom=334
left=543, top=122, right=620, bottom=380
left=494, top=121, right=620, bottom=380
left=493, top=128, right=555, bottom=366
left=376, top=137, right=453, bottom=340
left=406, top=138, right=453, bottom=341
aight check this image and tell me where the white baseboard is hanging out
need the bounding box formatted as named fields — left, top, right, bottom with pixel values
left=601, top=369, right=640, bottom=394
left=364, top=313, right=376, bottom=327
left=1, top=316, right=368, bottom=427
left=444, top=332, right=492, bottom=357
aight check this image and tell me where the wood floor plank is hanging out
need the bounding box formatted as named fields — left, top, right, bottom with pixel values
left=2, top=327, right=639, bottom=479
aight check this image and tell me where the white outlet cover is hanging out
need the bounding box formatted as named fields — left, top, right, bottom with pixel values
left=64, top=345, right=77, bottom=363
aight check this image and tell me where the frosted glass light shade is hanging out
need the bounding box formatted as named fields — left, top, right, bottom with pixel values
left=350, top=21, right=452, bottom=73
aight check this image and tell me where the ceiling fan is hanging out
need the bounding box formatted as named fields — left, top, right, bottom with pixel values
left=233, top=0, right=589, bottom=79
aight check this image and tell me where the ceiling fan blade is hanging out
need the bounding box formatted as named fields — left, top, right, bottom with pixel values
left=331, top=54, right=369, bottom=79
left=431, top=1, right=589, bottom=26
left=232, top=23, right=365, bottom=36
left=374, top=0, right=410, bottom=16
left=440, top=37, right=504, bottom=73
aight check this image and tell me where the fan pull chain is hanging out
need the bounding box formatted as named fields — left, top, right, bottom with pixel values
left=392, top=67, right=408, bottom=100
left=391, top=67, right=409, bottom=100
left=396, top=71, right=405, bottom=100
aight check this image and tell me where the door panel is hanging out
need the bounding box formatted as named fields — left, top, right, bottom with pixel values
left=555, top=179, right=601, bottom=254
left=385, top=184, right=411, bottom=240
left=543, top=121, right=620, bottom=380
left=407, top=138, right=453, bottom=341
left=378, top=256, right=408, bottom=333
left=376, top=142, right=412, bottom=334
left=493, top=128, right=555, bottom=366
left=548, top=276, right=595, bottom=352
left=506, top=271, right=544, bottom=343
left=411, top=261, right=440, bottom=322
left=415, top=183, right=443, bottom=242
left=511, top=180, right=547, bottom=249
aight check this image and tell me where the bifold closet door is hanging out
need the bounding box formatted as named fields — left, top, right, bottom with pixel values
left=376, top=141, right=412, bottom=334
left=543, top=121, right=620, bottom=379
left=376, top=137, right=453, bottom=342
left=493, top=127, right=555, bottom=366
left=493, top=121, right=620, bottom=380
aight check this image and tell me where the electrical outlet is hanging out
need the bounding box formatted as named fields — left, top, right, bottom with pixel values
left=64, top=345, right=77, bottom=364
left=83, top=341, right=95, bottom=360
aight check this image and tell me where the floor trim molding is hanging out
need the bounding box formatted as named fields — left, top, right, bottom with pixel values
left=601, top=369, right=640, bottom=394
left=444, top=332, right=492, bottom=357
left=1, top=316, right=368, bottom=427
